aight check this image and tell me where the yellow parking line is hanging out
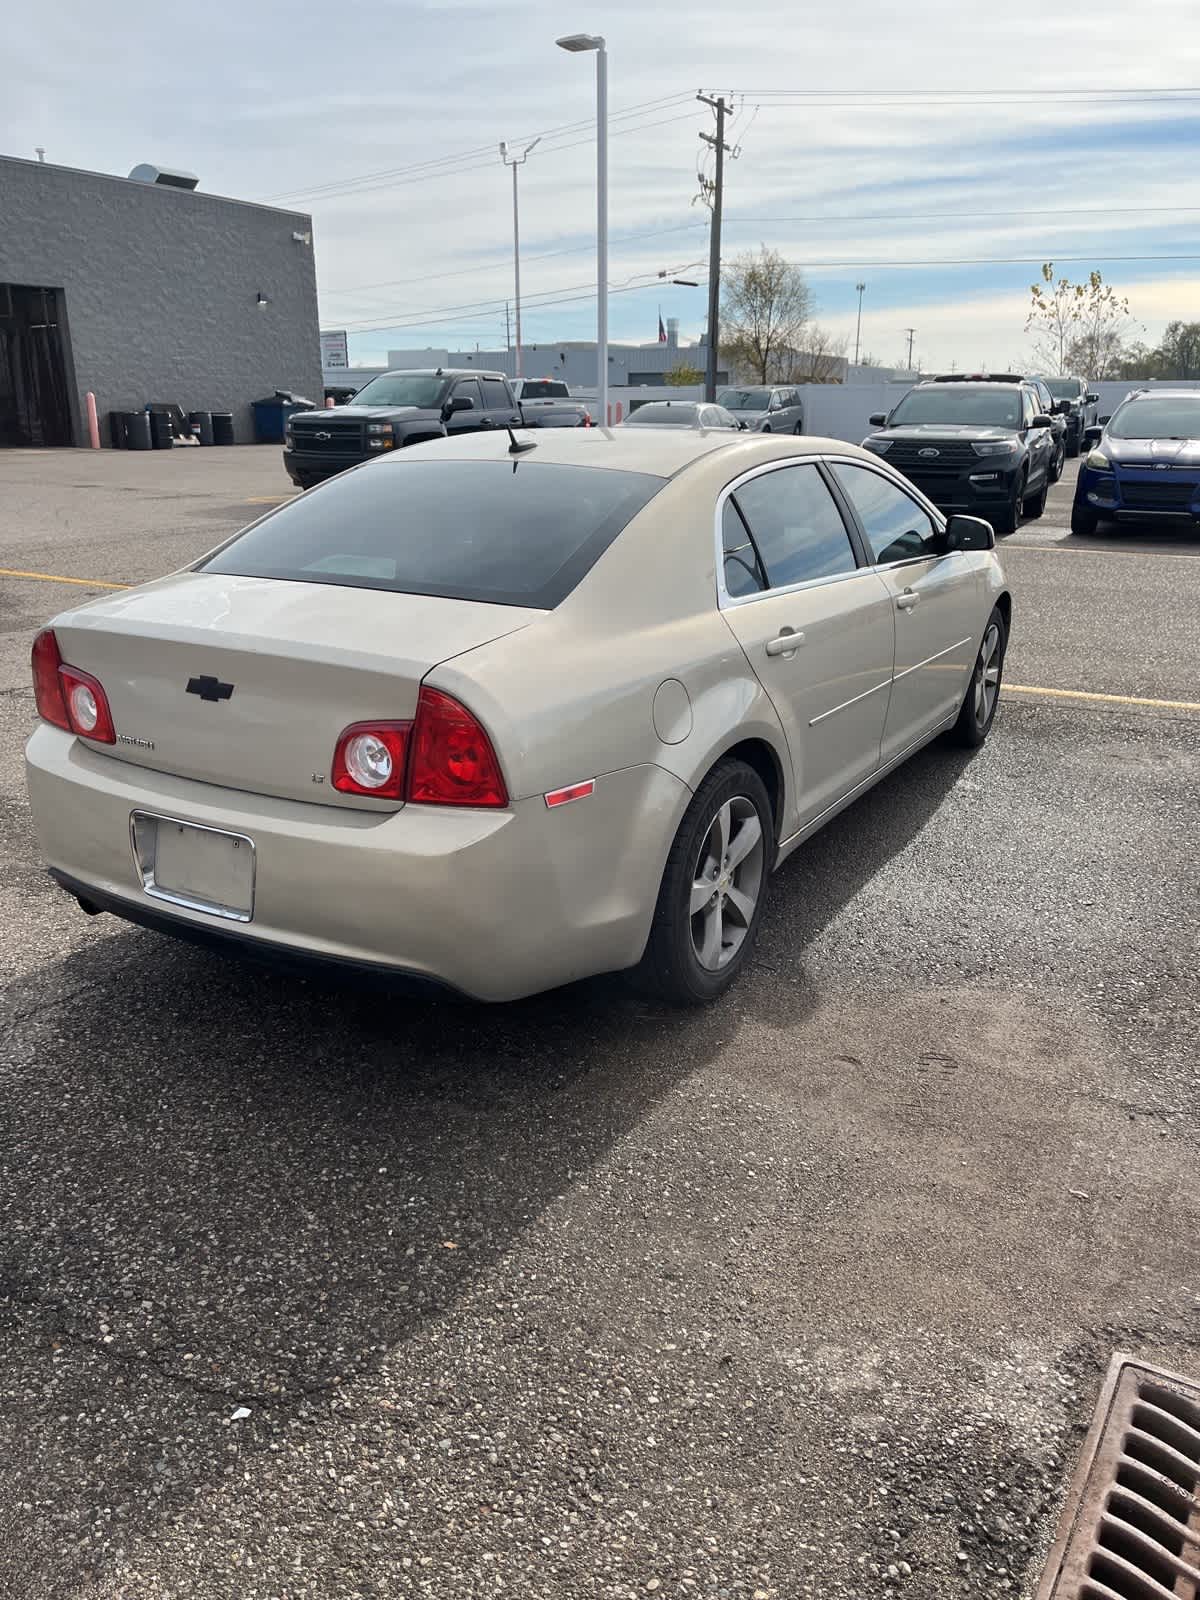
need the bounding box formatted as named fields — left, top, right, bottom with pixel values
left=244, top=494, right=297, bottom=505
left=1006, top=683, right=1200, bottom=712
left=0, top=567, right=130, bottom=591
left=1009, top=543, right=1200, bottom=561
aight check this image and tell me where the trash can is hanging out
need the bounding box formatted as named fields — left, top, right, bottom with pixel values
left=252, top=391, right=313, bottom=444
left=211, top=412, right=235, bottom=446
left=148, top=410, right=174, bottom=450
left=125, top=411, right=153, bottom=450
left=189, top=410, right=215, bottom=446
left=108, top=411, right=129, bottom=449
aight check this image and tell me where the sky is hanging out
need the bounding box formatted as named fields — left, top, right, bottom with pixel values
left=6, top=0, right=1200, bottom=374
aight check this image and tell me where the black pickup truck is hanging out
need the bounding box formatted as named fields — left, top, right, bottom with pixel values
left=283, top=368, right=587, bottom=488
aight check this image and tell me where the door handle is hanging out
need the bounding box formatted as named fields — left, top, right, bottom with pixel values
left=765, top=628, right=805, bottom=657
left=895, top=590, right=919, bottom=612
left=478, top=418, right=493, bottom=429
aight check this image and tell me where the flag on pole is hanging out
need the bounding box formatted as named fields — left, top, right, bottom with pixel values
left=658, top=310, right=667, bottom=344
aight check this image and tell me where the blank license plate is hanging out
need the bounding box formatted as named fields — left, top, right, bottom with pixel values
left=131, top=813, right=255, bottom=922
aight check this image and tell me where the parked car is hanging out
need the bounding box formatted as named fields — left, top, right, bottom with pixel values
left=25, top=429, right=1009, bottom=1006
left=623, top=400, right=741, bottom=430
left=933, top=373, right=1067, bottom=483
left=717, top=386, right=805, bottom=434
left=1071, top=388, right=1200, bottom=536
left=1040, top=376, right=1100, bottom=457
left=511, top=378, right=592, bottom=429
left=863, top=379, right=1057, bottom=534
left=284, top=369, right=532, bottom=488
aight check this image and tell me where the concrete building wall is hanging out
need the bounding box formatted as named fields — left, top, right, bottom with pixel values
left=0, top=156, right=322, bottom=444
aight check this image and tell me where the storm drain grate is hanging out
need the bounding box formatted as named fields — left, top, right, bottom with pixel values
left=1038, top=1353, right=1200, bottom=1600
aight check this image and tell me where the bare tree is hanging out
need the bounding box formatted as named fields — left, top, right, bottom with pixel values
left=721, top=246, right=813, bottom=383
left=1025, top=263, right=1133, bottom=375
left=784, top=324, right=847, bottom=384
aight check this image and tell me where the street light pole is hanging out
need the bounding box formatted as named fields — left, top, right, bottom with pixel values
left=556, top=33, right=608, bottom=426
left=854, top=282, right=866, bottom=366
left=499, top=136, right=540, bottom=381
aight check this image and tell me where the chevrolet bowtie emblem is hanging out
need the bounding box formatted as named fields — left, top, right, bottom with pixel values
left=186, top=675, right=234, bottom=703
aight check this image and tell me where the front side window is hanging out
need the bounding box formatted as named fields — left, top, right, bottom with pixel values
left=452, top=379, right=484, bottom=411
left=200, top=460, right=664, bottom=608
left=729, top=464, right=858, bottom=590
left=832, top=464, right=939, bottom=564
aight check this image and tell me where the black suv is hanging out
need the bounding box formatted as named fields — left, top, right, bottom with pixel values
left=284, top=369, right=521, bottom=488
left=862, top=380, right=1057, bottom=534
left=1039, top=376, right=1100, bottom=457
left=932, top=373, right=1067, bottom=483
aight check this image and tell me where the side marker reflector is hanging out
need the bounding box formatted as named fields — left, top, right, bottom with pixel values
left=545, top=779, right=595, bottom=808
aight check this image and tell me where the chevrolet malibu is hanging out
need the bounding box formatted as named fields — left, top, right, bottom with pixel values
left=25, top=429, right=1010, bottom=1004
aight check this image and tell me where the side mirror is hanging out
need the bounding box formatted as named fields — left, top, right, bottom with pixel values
left=737, top=419, right=749, bottom=430
left=1083, top=424, right=1103, bottom=447
left=444, top=395, right=474, bottom=416
left=1086, top=392, right=1100, bottom=403
left=1098, top=414, right=1111, bottom=425
left=868, top=412, right=887, bottom=427
left=1031, top=414, right=1055, bottom=430
left=942, top=514, right=995, bottom=552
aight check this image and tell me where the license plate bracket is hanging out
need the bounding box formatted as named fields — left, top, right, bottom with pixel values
left=130, top=812, right=255, bottom=922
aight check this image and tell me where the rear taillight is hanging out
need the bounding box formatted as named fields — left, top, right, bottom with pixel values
left=31, top=630, right=70, bottom=730
left=32, top=629, right=116, bottom=743
left=407, top=687, right=507, bottom=808
left=332, top=721, right=410, bottom=799
left=330, top=690, right=507, bottom=809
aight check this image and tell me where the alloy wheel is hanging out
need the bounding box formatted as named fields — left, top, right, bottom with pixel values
left=973, top=622, right=1003, bottom=727
left=689, top=797, right=765, bottom=972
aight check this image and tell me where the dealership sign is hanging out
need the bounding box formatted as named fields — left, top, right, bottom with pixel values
left=320, top=329, right=349, bottom=369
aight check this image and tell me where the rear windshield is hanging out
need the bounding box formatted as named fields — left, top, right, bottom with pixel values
left=520, top=381, right=570, bottom=399
left=888, top=387, right=1021, bottom=429
left=199, top=459, right=664, bottom=608
left=1107, top=397, right=1200, bottom=439
left=628, top=404, right=696, bottom=426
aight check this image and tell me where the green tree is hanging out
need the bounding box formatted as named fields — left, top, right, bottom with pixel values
left=721, top=246, right=813, bottom=384
left=1158, top=320, right=1200, bottom=379
left=664, top=362, right=703, bottom=387
left=1025, top=263, right=1133, bottom=375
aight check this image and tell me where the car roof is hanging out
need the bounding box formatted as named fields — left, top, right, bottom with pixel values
left=914, top=379, right=1028, bottom=390
left=375, top=426, right=879, bottom=478
left=1120, top=387, right=1200, bottom=399
left=378, top=367, right=507, bottom=380
left=931, top=373, right=1033, bottom=385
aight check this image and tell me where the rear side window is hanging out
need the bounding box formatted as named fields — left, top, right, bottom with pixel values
left=200, top=460, right=664, bottom=608
left=481, top=378, right=512, bottom=409
left=521, top=381, right=570, bottom=399
left=730, top=464, right=857, bottom=590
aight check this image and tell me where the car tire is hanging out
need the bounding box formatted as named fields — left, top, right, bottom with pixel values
left=1024, top=474, right=1049, bottom=520
left=1070, top=503, right=1100, bottom=537
left=992, top=475, right=1024, bottom=536
left=1066, top=431, right=1080, bottom=459
left=950, top=607, right=1007, bottom=749
left=761, top=425, right=771, bottom=434
left=634, top=759, right=774, bottom=1006
left=793, top=423, right=803, bottom=435
left=294, top=473, right=319, bottom=490
left=1049, top=442, right=1065, bottom=484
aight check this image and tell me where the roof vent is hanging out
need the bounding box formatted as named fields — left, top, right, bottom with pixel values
left=127, top=163, right=199, bottom=191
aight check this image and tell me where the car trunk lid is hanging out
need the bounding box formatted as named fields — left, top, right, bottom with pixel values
left=52, top=572, right=540, bottom=809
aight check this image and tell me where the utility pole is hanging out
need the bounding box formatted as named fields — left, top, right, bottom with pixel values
left=504, top=300, right=511, bottom=355
left=904, top=327, right=916, bottom=371
left=499, top=137, right=540, bottom=381
left=698, top=94, right=732, bottom=402
left=854, top=282, right=866, bottom=366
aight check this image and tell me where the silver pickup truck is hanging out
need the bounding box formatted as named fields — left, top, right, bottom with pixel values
left=512, top=379, right=592, bottom=428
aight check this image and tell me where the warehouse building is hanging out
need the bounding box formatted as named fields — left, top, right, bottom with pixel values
left=0, top=154, right=322, bottom=448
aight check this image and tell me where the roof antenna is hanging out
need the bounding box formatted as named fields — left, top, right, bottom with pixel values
left=507, top=426, right=536, bottom=455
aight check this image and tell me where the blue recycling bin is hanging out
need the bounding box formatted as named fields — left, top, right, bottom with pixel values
left=252, top=393, right=313, bottom=443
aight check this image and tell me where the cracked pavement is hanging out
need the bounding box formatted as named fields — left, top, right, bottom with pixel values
left=1, top=448, right=1199, bottom=1598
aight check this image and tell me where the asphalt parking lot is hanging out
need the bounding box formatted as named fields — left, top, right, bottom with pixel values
left=1, top=445, right=1198, bottom=1600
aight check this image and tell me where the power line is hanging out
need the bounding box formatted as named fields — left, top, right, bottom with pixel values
left=780, top=253, right=1200, bottom=268
left=264, top=94, right=698, bottom=204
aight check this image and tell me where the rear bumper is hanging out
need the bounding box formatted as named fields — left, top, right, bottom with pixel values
left=25, top=725, right=690, bottom=1002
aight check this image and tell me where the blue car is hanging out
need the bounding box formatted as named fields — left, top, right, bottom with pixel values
left=1072, top=389, right=1200, bottom=536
